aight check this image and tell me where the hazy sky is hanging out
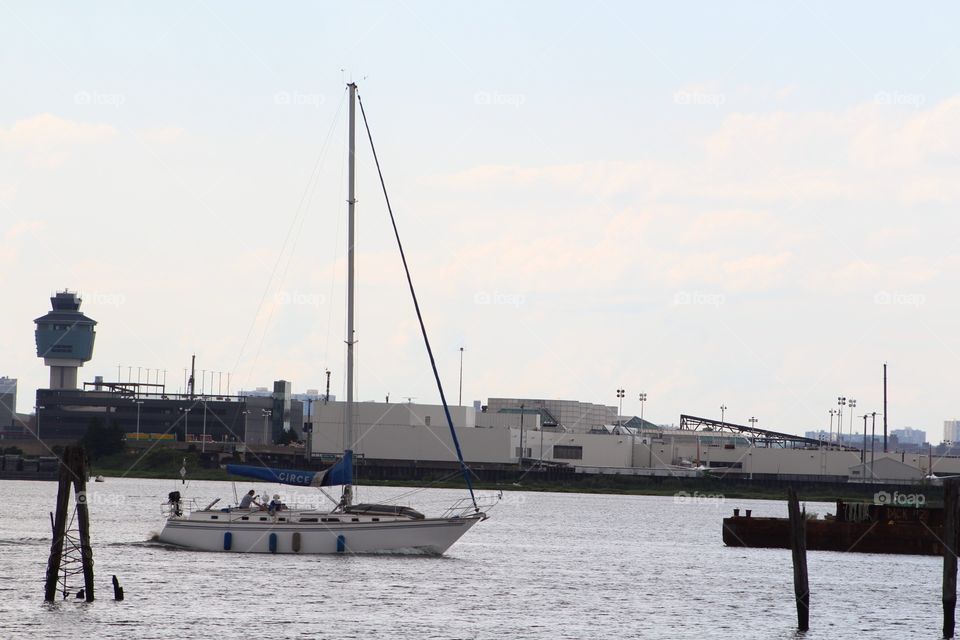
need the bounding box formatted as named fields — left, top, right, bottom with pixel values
left=2, top=2, right=959, bottom=438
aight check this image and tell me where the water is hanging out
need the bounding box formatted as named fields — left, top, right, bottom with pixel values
left=0, top=477, right=946, bottom=639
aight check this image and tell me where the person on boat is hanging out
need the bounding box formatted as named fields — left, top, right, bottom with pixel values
left=268, top=494, right=282, bottom=515
left=238, top=490, right=258, bottom=509
left=259, top=492, right=270, bottom=511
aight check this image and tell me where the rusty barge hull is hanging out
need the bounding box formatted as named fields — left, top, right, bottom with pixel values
left=723, top=516, right=944, bottom=555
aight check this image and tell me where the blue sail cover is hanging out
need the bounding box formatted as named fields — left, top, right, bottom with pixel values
left=226, top=451, right=352, bottom=488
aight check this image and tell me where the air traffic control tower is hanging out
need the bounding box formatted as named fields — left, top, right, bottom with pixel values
left=34, top=291, right=97, bottom=389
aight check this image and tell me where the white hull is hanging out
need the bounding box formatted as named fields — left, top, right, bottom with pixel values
left=158, top=512, right=482, bottom=555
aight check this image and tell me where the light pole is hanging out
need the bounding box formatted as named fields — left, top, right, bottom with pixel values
left=241, top=409, right=250, bottom=446
left=837, top=397, right=846, bottom=445
left=201, top=399, right=208, bottom=453
left=638, top=392, right=647, bottom=468
left=848, top=398, right=857, bottom=447
left=519, top=404, right=525, bottom=467
left=261, top=409, right=272, bottom=446
left=828, top=409, right=836, bottom=445
left=861, top=414, right=868, bottom=463
left=720, top=405, right=728, bottom=427
left=870, top=412, right=880, bottom=478
left=458, top=347, right=464, bottom=407
left=133, top=400, right=143, bottom=440
left=179, top=407, right=190, bottom=443
left=34, top=405, right=45, bottom=441
left=616, top=389, right=625, bottom=429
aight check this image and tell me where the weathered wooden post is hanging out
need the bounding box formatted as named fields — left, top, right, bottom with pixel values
left=43, top=446, right=94, bottom=602
left=944, top=478, right=959, bottom=638
left=787, top=487, right=809, bottom=631
left=43, top=448, right=75, bottom=601
left=71, top=447, right=95, bottom=601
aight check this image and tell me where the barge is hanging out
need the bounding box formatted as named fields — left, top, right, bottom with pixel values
left=722, top=500, right=944, bottom=556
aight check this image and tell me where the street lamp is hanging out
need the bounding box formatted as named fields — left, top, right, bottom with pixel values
left=201, top=399, right=208, bottom=453
left=616, top=389, right=625, bottom=429
left=458, top=347, right=464, bottom=407
left=848, top=398, right=857, bottom=445
left=720, top=405, right=728, bottom=427
left=33, top=405, right=45, bottom=441
left=749, top=416, right=758, bottom=430
left=837, top=397, right=846, bottom=444
left=261, top=409, right=273, bottom=446
left=179, top=407, right=191, bottom=443
left=828, top=409, right=836, bottom=445
left=133, top=400, right=144, bottom=440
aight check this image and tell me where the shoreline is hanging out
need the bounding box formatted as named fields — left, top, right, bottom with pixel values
left=85, top=464, right=939, bottom=504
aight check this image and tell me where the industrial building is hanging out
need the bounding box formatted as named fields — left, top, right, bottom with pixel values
left=23, top=291, right=305, bottom=446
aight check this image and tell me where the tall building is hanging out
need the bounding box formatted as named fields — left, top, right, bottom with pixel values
left=891, top=427, right=926, bottom=446
left=945, top=420, right=960, bottom=444
left=0, top=377, right=16, bottom=428
left=34, top=291, right=97, bottom=390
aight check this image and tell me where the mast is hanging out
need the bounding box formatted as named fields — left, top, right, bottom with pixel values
left=342, top=82, right=357, bottom=506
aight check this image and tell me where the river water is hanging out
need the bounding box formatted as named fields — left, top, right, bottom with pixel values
left=0, top=477, right=945, bottom=639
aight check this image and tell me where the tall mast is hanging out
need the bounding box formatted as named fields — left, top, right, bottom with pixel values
left=343, top=82, right=357, bottom=506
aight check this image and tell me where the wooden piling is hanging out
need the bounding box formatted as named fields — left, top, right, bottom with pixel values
left=43, top=450, right=74, bottom=601
left=944, top=478, right=959, bottom=638
left=70, top=447, right=95, bottom=602
left=787, top=487, right=809, bottom=631
left=42, top=446, right=94, bottom=602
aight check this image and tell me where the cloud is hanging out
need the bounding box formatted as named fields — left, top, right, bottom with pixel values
left=0, top=114, right=117, bottom=168
left=0, top=113, right=116, bottom=147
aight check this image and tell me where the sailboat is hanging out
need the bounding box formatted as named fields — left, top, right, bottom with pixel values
left=157, top=83, right=490, bottom=554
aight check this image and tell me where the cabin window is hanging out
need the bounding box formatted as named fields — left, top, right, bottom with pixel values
left=553, top=445, right=583, bottom=460
left=279, top=518, right=286, bottom=522
left=321, top=517, right=340, bottom=523
left=210, top=515, right=218, bottom=520
left=259, top=517, right=267, bottom=521
left=352, top=518, right=359, bottom=522
left=372, top=517, right=379, bottom=522
left=241, top=516, right=249, bottom=520
left=300, top=518, right=318, bottom=522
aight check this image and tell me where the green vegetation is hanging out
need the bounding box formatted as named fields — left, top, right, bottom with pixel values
left=80, top=418, right=125, bottom=460
left=91, top=447, right=230, bottom=481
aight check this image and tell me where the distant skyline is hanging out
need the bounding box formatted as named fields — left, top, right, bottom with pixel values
left=3, top=2, right=960, bottom=436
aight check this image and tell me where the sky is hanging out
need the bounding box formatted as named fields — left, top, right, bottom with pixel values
left=2, top=2, right=959, bottom=439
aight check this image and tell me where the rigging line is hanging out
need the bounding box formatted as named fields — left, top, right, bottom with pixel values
left=233, top=86, right=348, bottom=379
left=356, top=90, right=478, bottom=512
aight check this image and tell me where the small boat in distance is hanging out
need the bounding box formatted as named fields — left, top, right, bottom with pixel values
left=157, top=83, right=492, bottom=554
